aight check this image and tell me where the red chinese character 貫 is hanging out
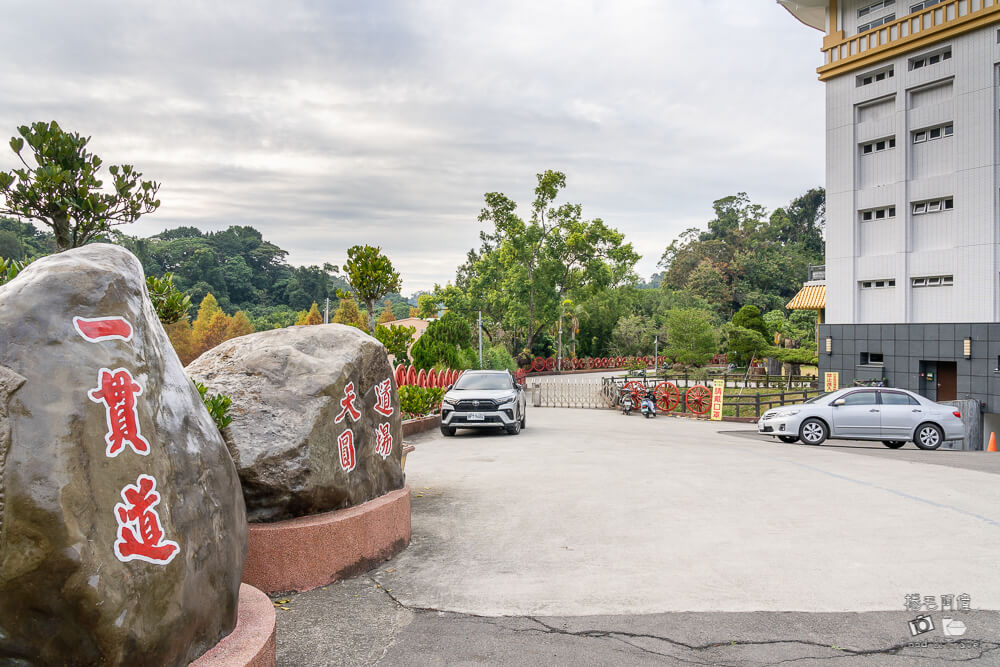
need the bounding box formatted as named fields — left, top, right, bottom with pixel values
left=88, top=367, right=150, bottom=457
left=338, top=429, right=356, bottom=472
left=113, top=474, right=179, bottom=565
left=373, top=378, right=394, bottom=417
left=335, top=381, right=362, bottom=424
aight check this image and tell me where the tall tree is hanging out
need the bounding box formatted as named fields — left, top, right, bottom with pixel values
left=0, top=121, right=160, bottom=249
left=343, top=244, right=402, bottom=335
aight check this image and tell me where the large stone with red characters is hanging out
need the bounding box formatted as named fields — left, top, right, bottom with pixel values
left=187, top=324, right=404, bottom=523
left=0, top=244, right=247, bottom=666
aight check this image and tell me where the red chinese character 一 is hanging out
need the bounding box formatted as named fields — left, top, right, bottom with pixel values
left=338, top=429, right=357, bottom=472
left=113, top=474, right=180, bottom=565
left=335, top=381, right=362, bottom=424
left=374, top=377, right=394, bottom=417
left=375, top=422, right=393, bottom=460
left=88, top=367, right=150, bottom=457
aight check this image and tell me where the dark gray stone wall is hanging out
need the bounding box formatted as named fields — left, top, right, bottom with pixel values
left=818, top=323, right=1000, bottom=413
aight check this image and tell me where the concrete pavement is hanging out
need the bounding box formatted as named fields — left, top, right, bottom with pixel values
left=274, top=408, right=1000, bottom=665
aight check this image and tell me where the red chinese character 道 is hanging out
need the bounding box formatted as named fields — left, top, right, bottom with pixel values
left=373, top=378, right=394, bottom=417
left=88, top=367, right=150, bottom=457
left=335, top=381, right=362, bottom=424
left=374, top=422, right=393, bottom=460
left=113, top=474, right=179, bottom=565
left=338, top=429, right=356, bottom=472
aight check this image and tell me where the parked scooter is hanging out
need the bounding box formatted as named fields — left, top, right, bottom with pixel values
left=640, top=389, right=657, bottom=418
left=620, top=387, right=634, bottom=415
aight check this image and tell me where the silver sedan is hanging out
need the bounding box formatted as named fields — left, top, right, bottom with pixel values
left=757, top=387, right=965, bottom=450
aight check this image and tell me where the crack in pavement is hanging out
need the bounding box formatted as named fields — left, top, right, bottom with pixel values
left=367, top=582, right=1000, bottom=666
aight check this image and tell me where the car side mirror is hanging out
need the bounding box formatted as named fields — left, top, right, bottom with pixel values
left=833, top=398, right=846, bottom=407
left=447, top=384, right=453, bottom=390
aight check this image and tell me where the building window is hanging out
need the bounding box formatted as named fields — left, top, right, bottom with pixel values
left=909, top=48, right=951, bottom=70
left=861, top=137, right=896, bottom=154
left=857, top=66, right=895, bottom=87
left=860, top=206, right=896, bottom=221
left=858, top=14, right=896, bottom=33
left=860, top=352, right=885, bottom=365
left=860, top=279, right=896, bottom=289
left=910, top=0, right=941, bottom=12
left=912, top=275, right=954, bottom=287
left=912, top=123, right=953, bottom=143
left=859, top=0, right=895, bottom=17
left=912, top=197, right=953, bottom=214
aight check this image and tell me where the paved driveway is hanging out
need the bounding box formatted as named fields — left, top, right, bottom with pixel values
left=276, top=408, right=1000, bottom=665
left=378, top=408, right=1000, bottom=616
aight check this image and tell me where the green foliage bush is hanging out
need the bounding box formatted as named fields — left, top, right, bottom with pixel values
left=146, top=272, right=191, bottom=325
left=194, top=380, right=233, bottom=431
left=0, top=256, right=30, bottom=287
left=398, top=385, right=445, bottom=418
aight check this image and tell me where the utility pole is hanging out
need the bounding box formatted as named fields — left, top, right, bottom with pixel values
left=654, top=335, right=658, bottom=375
left=324, top=297, right=330, bottom=324
left=558, top=325, right=563, bottom=372
left=478, top=310, right=483, bottom=369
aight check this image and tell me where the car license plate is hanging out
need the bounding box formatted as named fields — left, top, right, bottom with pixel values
left=468, top=412, right=485, bottom=421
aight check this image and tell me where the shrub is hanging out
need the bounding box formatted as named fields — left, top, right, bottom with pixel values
left=194, top=380, right=233, bottom=431
left=398, top=385, right=445, bottom=418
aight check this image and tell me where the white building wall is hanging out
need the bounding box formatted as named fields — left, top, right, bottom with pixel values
left=824, top=21, right=1000, bottom=324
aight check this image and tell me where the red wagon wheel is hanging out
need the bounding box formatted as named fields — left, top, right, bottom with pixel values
left=544, top=357, right=555, bottom=371
left=532, top=356, right=546, bottom=372
left=623, top=381, right=646, bottom=404
left=654, top=382, right=680, bottom=412
left=685, top=385, right=712, bottom=415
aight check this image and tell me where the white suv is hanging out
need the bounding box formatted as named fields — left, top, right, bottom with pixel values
left=440, top=370, right=527, bottom=436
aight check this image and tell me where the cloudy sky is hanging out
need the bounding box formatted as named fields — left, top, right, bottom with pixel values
left=0, top=1, right=825, bottom=293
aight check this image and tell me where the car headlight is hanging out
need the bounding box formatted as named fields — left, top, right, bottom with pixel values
left=497, top=392, right=517, bottom=404
left=442, top=396, right=457, bottom=407
left=784, top=409, right=801, bottom=416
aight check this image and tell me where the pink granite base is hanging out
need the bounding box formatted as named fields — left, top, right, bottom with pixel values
left=191, top=584, right=276, bottom=667
left=242, top=486, right=411, bottom=594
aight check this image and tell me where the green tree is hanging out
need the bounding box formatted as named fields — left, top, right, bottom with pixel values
left=732, top=304, right=768, bottom=338
left=411, top=312, right=472, bottom=370
left=0, top=121, right=160, bottom=249
left=686, top=259, right=732, bottom=317
left=665, top=308, right=716, bottom=366
left=332, top=294, right=366, bottom=329
left=375, top=323, right=417, bottom=366
left=417, top=293, right=438, bottom=318
left=296, top=302, right=323, bottom=325
left=343, top=244, right=402, bottom=335
left=721, top=324, right=770, bottom=366
left=609, top=314, right=654, bottom=356
left=146, top=272, right=191, bottom=325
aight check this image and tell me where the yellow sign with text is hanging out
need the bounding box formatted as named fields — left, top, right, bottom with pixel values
left=824, top=372, right=839, bottom=392
left=710, top=379, right=725, bottom=421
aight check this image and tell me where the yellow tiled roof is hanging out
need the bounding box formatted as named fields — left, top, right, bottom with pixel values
left=786, top=284, right=825, bottom=310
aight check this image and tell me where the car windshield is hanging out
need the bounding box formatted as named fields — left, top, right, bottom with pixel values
left=803, top=392, right=830, bottom=404
left=453, top=374, right=511, bottom=390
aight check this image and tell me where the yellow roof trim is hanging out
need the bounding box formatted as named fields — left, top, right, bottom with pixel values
left=787, top=284, right=826, bottom=310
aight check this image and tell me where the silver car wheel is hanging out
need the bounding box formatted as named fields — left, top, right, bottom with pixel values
left=915, top=424, right=942, bottom=450
left=800, top=419, right=827, bottom=445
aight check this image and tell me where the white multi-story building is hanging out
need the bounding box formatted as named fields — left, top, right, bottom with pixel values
left=780, top=0, right=1000, bottom=441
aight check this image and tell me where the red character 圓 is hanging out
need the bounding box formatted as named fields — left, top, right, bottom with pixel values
left=374, top=422, right=393, bottom=460
left=338, top=429, right=356, bottom=472
left=88, top=367, right=150, bottom=457
left=335, top=381, right=362, bottom=424
left=113, top=474, right=180, bottom=565
left=373, top=378, right=394, bottom=417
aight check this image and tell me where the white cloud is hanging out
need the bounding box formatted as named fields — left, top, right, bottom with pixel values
left=0, top=0, right=825, bottom=292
